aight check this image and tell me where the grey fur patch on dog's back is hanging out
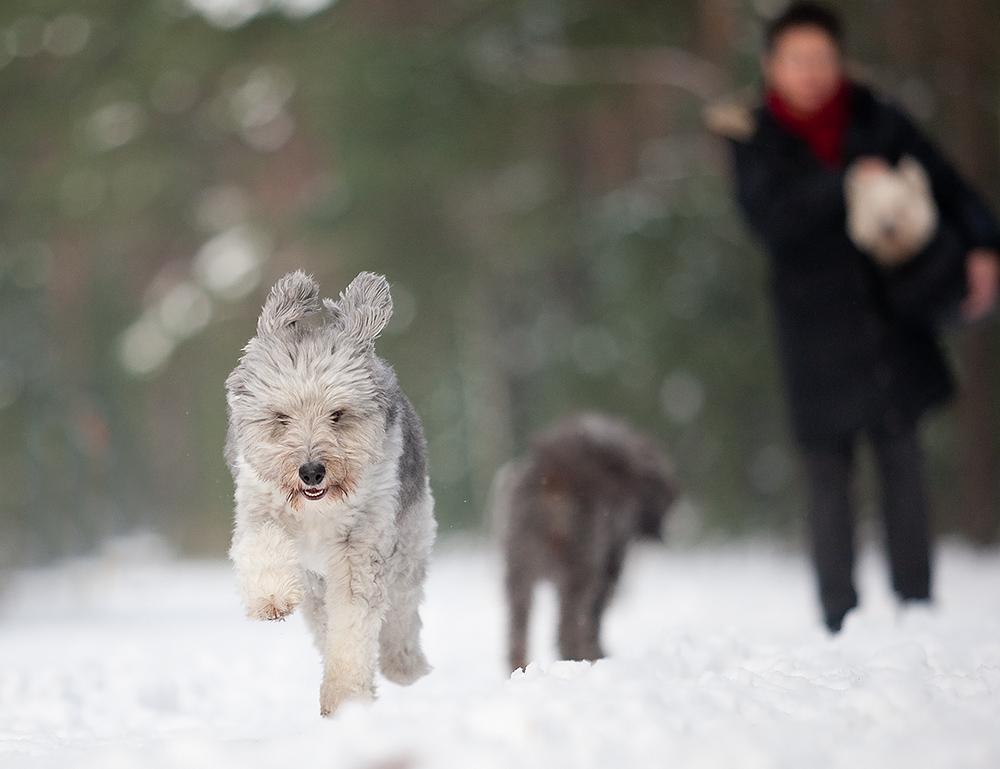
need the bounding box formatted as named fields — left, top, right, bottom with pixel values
left=374, top=358, right=427, bottom=520
left=394, top=396, right=429, bottom=520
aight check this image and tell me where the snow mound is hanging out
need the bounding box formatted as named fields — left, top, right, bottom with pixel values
left=1, top=538, right=998, bottom=768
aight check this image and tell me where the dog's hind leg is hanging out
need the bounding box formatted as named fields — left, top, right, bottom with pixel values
left=557, top=562, right=606, bottom=663
left=379, top=495, right=434, bottom=685
left=378, top=558, right=431, bottom=685
left=586, top=542, right=628, bottom=657
left=506, top=562, right=533, bottom=672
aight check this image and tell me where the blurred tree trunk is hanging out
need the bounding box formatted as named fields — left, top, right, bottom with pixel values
left=933, top=0, right=1000, bottom=543
left=697, top=0, right=738, bottom=70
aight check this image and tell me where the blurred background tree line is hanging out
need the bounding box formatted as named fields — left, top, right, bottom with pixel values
left=0, top=0, right=998, bottom=564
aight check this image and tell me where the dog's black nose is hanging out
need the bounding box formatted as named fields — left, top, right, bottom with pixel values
left=299, top=462, right=326, bottom=486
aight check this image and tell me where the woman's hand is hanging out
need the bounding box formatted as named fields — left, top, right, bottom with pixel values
left=961, top=248, right=1000, bottom=323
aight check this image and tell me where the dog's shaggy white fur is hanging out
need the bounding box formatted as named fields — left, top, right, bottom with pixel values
left=225, top=271, right=436, bottom=716
left=844, top=155, right=937, bottom=267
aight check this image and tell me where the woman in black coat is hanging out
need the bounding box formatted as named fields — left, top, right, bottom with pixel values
left=716, top=3, right=1000, bottom=631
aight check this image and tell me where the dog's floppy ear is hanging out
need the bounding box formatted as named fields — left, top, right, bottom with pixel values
left=897, top=155, right=931, bottom=195
left=325, top=271, right=393, bottom=347
left=843, top=161, right=866, bottom=199
left=257, top=270, right=321, bottom=337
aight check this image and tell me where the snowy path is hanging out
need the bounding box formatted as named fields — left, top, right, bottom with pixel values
left=1, top=537, right=999, bottom=768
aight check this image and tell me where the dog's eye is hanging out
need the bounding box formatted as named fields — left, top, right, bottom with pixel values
left=330, top=410, right=344, bottom=424
left=274, top=412, right=291, bottom=427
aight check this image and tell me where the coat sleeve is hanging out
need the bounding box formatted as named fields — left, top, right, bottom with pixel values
left=887, top=105, right=1000, bottom=252
left=731, top=136, right=846, bottom=257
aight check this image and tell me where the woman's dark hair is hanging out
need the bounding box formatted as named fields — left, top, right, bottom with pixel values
left=765, top=2, right=844, bottom=52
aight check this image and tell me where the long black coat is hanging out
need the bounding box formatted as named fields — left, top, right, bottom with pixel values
left=726, top=83, right=1000, bottom=444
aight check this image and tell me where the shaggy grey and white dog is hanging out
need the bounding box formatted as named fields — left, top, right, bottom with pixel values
left=496, top=413, right=676, bottom=672
left=225, top=270, right=436, bottom=716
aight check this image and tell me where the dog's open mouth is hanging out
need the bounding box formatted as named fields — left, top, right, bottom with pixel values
left=301, top=486, right=328, bottom=501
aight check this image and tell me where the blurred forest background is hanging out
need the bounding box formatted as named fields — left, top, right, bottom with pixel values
left=1, top=0, right=999, bottom=564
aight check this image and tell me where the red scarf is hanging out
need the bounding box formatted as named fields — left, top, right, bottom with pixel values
left=766, top=80, right=851, bottom=168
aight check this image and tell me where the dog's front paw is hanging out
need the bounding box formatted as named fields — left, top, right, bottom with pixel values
left=246, top=591, right=301, bottom=621
left=319, top=673, right=375, bottom=717
left=380, top=645, right=431, bottom=686
left=232, top=520, right=305, bottom=622
left=242, top=574, right=304, bottom=621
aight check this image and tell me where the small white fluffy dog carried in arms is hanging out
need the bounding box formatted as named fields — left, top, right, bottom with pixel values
left=844, top=154, right=937, bottom=267
left=844, top=154, right=971, bottom=326
left=225, top=270, right=436, bottom=716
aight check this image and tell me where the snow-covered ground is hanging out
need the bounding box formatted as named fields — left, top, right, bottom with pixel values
left=1, top=535, right=999, bottom=769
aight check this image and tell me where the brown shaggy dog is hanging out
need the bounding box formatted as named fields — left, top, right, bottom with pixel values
left=496, top=413, right=677, bottom=672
